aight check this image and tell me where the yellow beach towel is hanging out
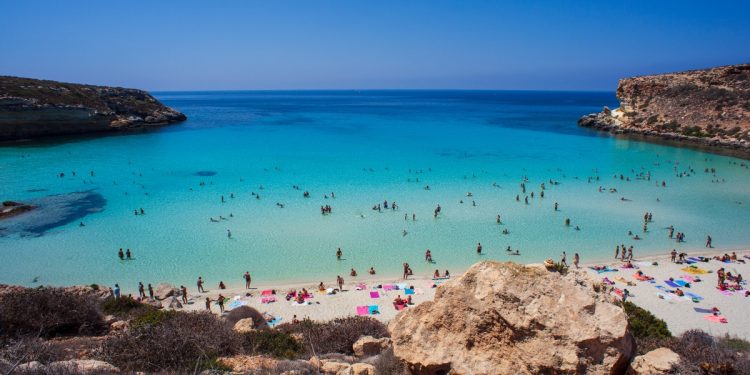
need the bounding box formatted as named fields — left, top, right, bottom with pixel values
left=681, top=267, right=709, bottom=275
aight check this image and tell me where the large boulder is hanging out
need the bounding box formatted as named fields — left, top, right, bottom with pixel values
left=353, top=336, right=391, bottom=357
left=154, top=283, right=176, bottom=300
left=48, top=359, right=120, bottom=374
left=351, top=362, right=377, bottom=375
left=233, top=317, right=256, bottom=333
left=628, top=348, right=680, bottom=374
left=389, top=261, right=635, bottom=374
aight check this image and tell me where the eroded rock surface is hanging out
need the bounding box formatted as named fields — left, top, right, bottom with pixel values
left=389, top=261, right=635, bottom=375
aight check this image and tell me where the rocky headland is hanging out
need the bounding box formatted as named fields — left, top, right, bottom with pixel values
left=0, top=76, right=186, bottom=141
left=579, top=64, right=750, bottom=157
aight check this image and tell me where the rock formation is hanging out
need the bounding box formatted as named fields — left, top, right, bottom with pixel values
left=579, top=64, right=750, bottom=156
left=628, top=348, right=680, bottom=375
left=388, top=261, right=635, bottom=375
left=0, top=76, right=186, bottom=141
left=0, top=201, right=34, bottom=219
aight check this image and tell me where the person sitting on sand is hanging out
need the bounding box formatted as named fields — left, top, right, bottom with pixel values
left=622, top=260, right=634, bottom=269
left=444, top=270, right=450, bottom=278
left=433, top=269, right=440, bottom=279
left=369, top=267, right=376, bottom=275
left=731, top=252, right=738, bottom=261
left=407, top=295, right=413, bottom=305
left=350, top=268, right=357, bottom=277
left=219, top=281, right=226, bottom=289
left=318, top=282, right=325, bottom=291
left=675, top=288, right=684, bottom=297
left=393, top=295, right=405, bottom=306
left=295, top=293, right=305, bottom=304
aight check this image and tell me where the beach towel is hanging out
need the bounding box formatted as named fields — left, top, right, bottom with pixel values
left=368, top=305, right=380, bottom=314
left=685, top=292, right=704, bottom=301
left=602, top=277, right=615, bottom=285
left=681, top=267, right=708, bottom=275
left=633, top=273, right=653, bottom=281
left=414, top=288, right=424, bottom=295
left=227, top=300, right=246, bottom=309
left=261, top=289, right=274, bottom=296
left=664, top=280, right=680, bottom=288
left=674, top=280, right=690, bottom=287
left=636, top=262, right=653, bottom=268
left=261, top=296, right=276, bottom=304
left=405, top=288, right=415, bottom=295
left=590, top=266, right=618, bottom=274
left=655, top=285, right=668, bottom=291
left=613, top=288, right=623, bottom=297
left=291, top=301, right=310, bottom=306
left=268, top=317, right=282, bottom=327
left=720, top=290, right=734, bottom=296
left=394, top=303, right=406, bottom=310
left=356, top=306, right=369, bottom=316
left=370, top=291, right=380, bottom=299
left=355, top=283, right=367, bottom=291
left=704, top=315, right=728, bottom=323
left=396, top=283, right=408, bottom=290
left=383, top=284, right=395, bottom=291
left=681, top=275, right=697, bottom=283
left=693, top=307, right=713, bottom=314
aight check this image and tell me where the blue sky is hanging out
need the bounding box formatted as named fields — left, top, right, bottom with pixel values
left=1, top=1, right=748, bottom=91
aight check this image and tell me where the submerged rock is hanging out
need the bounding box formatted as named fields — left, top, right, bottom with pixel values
left=0, top=190, right=105, bottom=237
left=389, top=261, right=635, bottom=375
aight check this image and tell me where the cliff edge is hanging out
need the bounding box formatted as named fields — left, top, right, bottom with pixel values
left=579, top=64, right=750, bottom=155
left=0, top=76, right=186, bottom=141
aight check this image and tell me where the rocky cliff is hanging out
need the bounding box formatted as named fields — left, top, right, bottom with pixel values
left=579, top=64, right=750, bottom=155
left=389, top=261, right=635, bottom=375
left=0, top=76, right=186, bottom=141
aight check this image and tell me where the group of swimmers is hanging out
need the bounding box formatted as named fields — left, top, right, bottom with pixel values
left=117, top=248, right=133, bottom=260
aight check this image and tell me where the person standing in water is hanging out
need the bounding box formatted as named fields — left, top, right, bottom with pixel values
left=476, top=242, right=482, bottom=254
left=336, top=248, right=343, bottom=260
left=706, top=235, right=713, bottom=248
left=243, top=271, right=252, bottom=289
left=227, top=229, right=232, bottom=238
left=126, top=249, right=132, bottom=259
left=336, top=275, right=344, bottom=291
left=118, top=248, right=124, bottom=260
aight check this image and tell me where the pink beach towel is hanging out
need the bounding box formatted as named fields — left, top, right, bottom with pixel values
left=383, top=284, right=395, bottom=291
left=704, top=315, right=728, bottom=323
left=356, top=306, right=369, bottom=316
left=369, top=291, right=380, bottom=299
left=261, top=296, right=276, bottom=304
left=261, top=290, right=273, bottom=296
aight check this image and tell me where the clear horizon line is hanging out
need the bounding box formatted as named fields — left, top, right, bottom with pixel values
left=150, top=88, right=615, bottom=94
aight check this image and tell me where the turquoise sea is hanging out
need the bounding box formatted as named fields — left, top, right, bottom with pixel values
left=2, top=91, right=749, bottom=291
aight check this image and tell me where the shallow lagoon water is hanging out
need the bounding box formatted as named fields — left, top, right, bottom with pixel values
left=1, top=91, right=749, bottom=291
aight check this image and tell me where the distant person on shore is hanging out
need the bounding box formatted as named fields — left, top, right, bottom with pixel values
left=138, top=282, right=145, bottom=298
left=148, top=283, right=154, bottom=299
left=425, top=249, right=432, bottom=262
left=244, top=272, right=252, bottom=289
left=434, top=269, right=440, bottom=278
left=336, top=248, right=342, bottom=260
left=573, top=253, right=580, bottom=268
left=476, top=242, right=482, bottom=254
left=217, top=294, right=225, bottom=312
left=369, top=267, right=376, bottom=275
left=197, top=277, right=205, bottom=293
left=402, top=263, right=410, bottom=280
left=444, top=270, right=450, bottom=278
left=180, top=285, right=188, bottom=304
left=706, top=235, right=713, bottom=248
left=337, top=275, right=344, bottom=291
left=118, top=248, right=124, bottom=260
left=113, top=284, right=120, bottom=299
left=350, top=268, right=357, bottom=277
left=671, top=249, right=677, bottom=262
left=615, top=245, right=620, bottom=259
left=219, top=281, right=226, bottom=289
left=205, top=297, right=211, bottom=311
left=561, top=251, right=568, bottom=267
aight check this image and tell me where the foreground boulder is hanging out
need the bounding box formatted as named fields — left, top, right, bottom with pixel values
left=628, top=348, right=680, bottom=374
left=353, top=335, right=391, bottom=357
left=389, top=261, right=635, bottom=374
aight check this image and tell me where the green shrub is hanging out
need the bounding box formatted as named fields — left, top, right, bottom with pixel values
left=101, top=296, right=148, bottom=316
left=241, top=330, right=302, bottom=359
left=622, top=301, right=671, bottom=339
left=718, top=334, right=750, bottom=353
left=0, top=287, right=105, bottom=338
left=277, top=316, right=388, bottom=356
left=130, top=309, right=178, bottom=328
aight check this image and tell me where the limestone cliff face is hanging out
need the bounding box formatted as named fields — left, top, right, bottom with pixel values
left=389, top=261, right=634, bottom=375
left=0, top=76, right=186, bottom=141
left=579, top=64, right=750, bottom=154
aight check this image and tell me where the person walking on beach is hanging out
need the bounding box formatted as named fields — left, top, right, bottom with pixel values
left=336, top=248, right=342, bottom=260
left=180, top=285, right=188, bottom=304
left=243, top=272, right=252, bottom=289
left=197, top=277, right=205, bottom=293
left=217, top=294, right=225, bottom=313
left=671, top=249, right=677, bottom=262
left=573, top=253, right=580, bottom=269
left=205, top=297, right=211, bottom=311
left=337, top=275, right=344, bottom=291
left=627, top=246, right=633, bottom=260
left=706, top=235, right=713, bottom=248
left=118, top=248, right=124, bottom=260
left=403, top=263, right=410, bottom=280
left=138, top=282, right=146, bottom=298
left=561, top=251, right=568, bottom=267
left=148, top=283, right=154, bottom=300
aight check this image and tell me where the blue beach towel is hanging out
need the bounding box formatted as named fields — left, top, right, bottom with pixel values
left=268, top=317, right=282, bottom=327
left=693, top=307, right=713, bottom=314
left=368, top=305, right=380, bottom=314
left=675, top=280, right=690, bottom=287
left=404, top=288, right=415, bottom=295
left=664, top=280, right=680, bottom=288
left=686, top=292, right=704, bottom=300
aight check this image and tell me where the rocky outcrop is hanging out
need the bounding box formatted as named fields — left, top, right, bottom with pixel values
left=0, top=76, right=186, bottom=141
left=388, top=261, right=635, bottom=375
left=0, top=201, right=34, bottom=219
left=48, top=359, right=120, bottom=374
left=628, top=348, right=680, bottom=374
left=579, top=64, right=750, bottom=156
left=352, top=336, right=391, bottom=357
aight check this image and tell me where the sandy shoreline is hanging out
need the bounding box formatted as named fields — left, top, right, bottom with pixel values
left=170, top=247, right=750, bottom=340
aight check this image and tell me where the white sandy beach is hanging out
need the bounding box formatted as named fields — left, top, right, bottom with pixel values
left=178, top=249, right=749, bottom=340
